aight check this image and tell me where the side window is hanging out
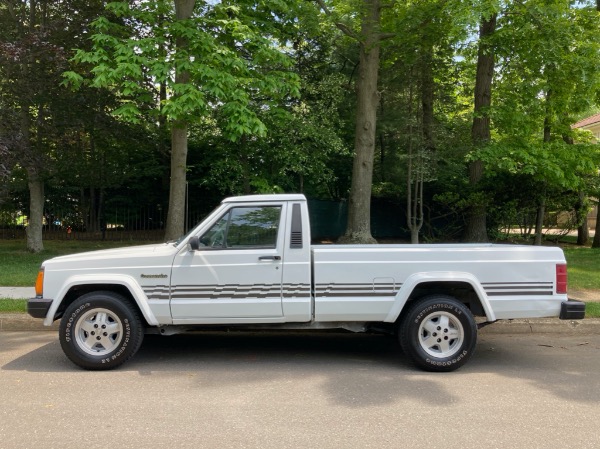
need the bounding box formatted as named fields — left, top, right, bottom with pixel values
left=199, top=206, right=281, bottom=249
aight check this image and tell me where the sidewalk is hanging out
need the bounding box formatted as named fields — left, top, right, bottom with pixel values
left=0, top=286, right=34, bottom=299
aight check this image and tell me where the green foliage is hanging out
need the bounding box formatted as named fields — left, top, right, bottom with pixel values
left=188, top=72, right=351, bottom=197
left=186, top=6, right=352, bottom=199
left=493, top=0, right=600, bottom=137
left=469, top=139, right=600, bottom=190
left=2, top=0, right=600, bottom=243
left=64, top=0, right=301, bottom=142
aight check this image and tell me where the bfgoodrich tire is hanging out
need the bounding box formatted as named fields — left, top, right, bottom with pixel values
left=399, top=295, right=477, bottom=372
left=59, top=291, right=144, bottom=370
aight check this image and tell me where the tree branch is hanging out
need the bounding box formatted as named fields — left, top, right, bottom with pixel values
left=314, top=0, right=359, bottom=40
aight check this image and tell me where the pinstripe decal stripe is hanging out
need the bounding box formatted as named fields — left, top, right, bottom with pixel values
left=144, top=281, right=555, bottom=301
left=315, top=283, right=400, bottom=298
left=142, top=285, right=170, bottom=301
left=482, top=282, right=553, bottom=297
left=142, top=283, right=311, bottom=301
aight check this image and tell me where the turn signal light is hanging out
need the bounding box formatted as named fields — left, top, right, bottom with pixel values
left=35, top=267, right=44, bottom=297
left=556, top=264, right=567, bottom=294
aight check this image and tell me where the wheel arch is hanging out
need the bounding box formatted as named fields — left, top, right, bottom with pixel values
left=44, top=275, right=159, bottom=327
left=384, top=272, right=495, bottom=323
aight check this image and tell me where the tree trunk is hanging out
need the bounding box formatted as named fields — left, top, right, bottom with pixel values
left=89, top=186, right=97, bottom=232
left=19, top=103, right=44, bottom=252
left=575, top=190, right=588, bottom=245
left=464, top=14, right=497, bottom=243
left=578, top=213, right=590, bottom=246
left=592, top=0, right=600, bottom=243
left=339, top=0, right=381, bottom=244
left=27, top=176, right=44, bottom=252
left=421, top=43, right=434, bottom=153
left=534, top=195, right=545, bottom=246
left=165, top=122, right=189, bottom=240
left=407, top=42, right=435, bottom=245
left=592, top=203, right=600, bottom=248
left=576, top=191, right=589, bottom=246
left=164, top=0, right=195, bottom=241
left=534, top=92, right=553, bottom=245
left=408, top=167, right=424, bottom=244
left=17, top=4, right=45, bottom=252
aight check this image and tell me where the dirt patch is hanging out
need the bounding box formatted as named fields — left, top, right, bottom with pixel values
left=568, top=290, right=600, bottom=302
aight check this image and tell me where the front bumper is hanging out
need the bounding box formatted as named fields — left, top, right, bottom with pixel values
left=559, top=300, right=586, bottom=320
left=27, top=297, right=53, bottom=319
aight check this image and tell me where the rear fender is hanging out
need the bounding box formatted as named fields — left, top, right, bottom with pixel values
left=383, top=272, right=495, bottom=323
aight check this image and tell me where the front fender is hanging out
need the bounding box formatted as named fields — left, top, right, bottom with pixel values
left=383, top=272, right=496, bottom=323
left=43, top=274, right=160, bottom=327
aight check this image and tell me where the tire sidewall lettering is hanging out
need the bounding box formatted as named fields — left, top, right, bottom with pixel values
left=414, top=303, right=462, bottom=324
left=64, top=302, right=91, bottom=343
left=425, top=350, right=468, bottom=367
left=111, top=319, right=131, bottom=361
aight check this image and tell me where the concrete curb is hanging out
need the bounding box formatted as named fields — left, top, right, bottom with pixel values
left=0, top=314, right=59, bottom=332
left=479, top=318, right=600, bottom=335
left=1, top=313, right=599, bottom=334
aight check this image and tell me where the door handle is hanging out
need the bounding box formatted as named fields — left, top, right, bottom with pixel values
left=258, top=255, right=281, bottom=261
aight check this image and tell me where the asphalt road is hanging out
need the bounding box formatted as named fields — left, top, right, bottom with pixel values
left=1, top=331, right=599, bottom=449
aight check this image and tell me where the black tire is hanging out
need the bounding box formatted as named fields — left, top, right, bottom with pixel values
left=399, top=295, right=477, bottom=372
left=59, top=291, right=144, bottom=370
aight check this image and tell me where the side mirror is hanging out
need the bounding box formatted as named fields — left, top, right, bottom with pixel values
left=189, top=236, right=200, bottom=251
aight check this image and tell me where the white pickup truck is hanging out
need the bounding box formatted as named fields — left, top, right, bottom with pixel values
left=28, top=194, right=585, bottom=372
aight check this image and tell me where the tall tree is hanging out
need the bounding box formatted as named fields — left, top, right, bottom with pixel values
left=317, top=0, right=395, bottom=243
left=64, top=0, right=300, bottom=240
left=464, top=12, right=497, bottom=242
left=488, top=0, right=600, bottom=244
left=167, top=0, right=195, bottom=240
left=0, top=0, right=79, bottom=251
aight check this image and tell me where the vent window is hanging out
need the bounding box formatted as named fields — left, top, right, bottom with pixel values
left=290, top=204, right=303, bottom=248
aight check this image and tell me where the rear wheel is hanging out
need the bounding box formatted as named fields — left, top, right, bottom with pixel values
left=399, top=295, right=477, bottom=372
left=59, top=291, right=144, bottom=370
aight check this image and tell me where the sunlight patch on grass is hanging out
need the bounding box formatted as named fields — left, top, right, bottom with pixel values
left=585, top=302, right=600, bottom=318
left=0, top=299, right=27, bottom=313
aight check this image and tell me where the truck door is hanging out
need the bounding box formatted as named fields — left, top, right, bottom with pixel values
left=170, top=203, right=286, bottom=322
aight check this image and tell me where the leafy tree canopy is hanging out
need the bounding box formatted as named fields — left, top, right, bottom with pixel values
left=63, top=0, right=301, bottom=141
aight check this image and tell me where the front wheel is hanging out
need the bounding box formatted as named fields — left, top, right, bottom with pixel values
left=399, top=295, right=477, bottom=372
left=59, top=291, right=144, bottom=370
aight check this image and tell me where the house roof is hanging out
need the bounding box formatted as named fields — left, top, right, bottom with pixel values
left=573, top=113, right=600, bottom=129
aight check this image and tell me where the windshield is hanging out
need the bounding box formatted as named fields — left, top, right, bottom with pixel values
left=168, top=204, right=223, bottom=246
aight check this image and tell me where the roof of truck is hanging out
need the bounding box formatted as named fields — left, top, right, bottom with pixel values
left=222, top=193, right=307, bottom=203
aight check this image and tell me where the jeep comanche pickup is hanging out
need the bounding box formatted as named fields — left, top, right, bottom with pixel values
left=28, top=194, right=585, bottom=371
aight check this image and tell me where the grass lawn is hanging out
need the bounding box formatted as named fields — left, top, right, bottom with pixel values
left=585, top=302, right=600, bottom=318
left=0, top=239, right=160, bottom=286
left=0, top=299, right=27, bottom=312
left=562, top=247, right=600, bottom=291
